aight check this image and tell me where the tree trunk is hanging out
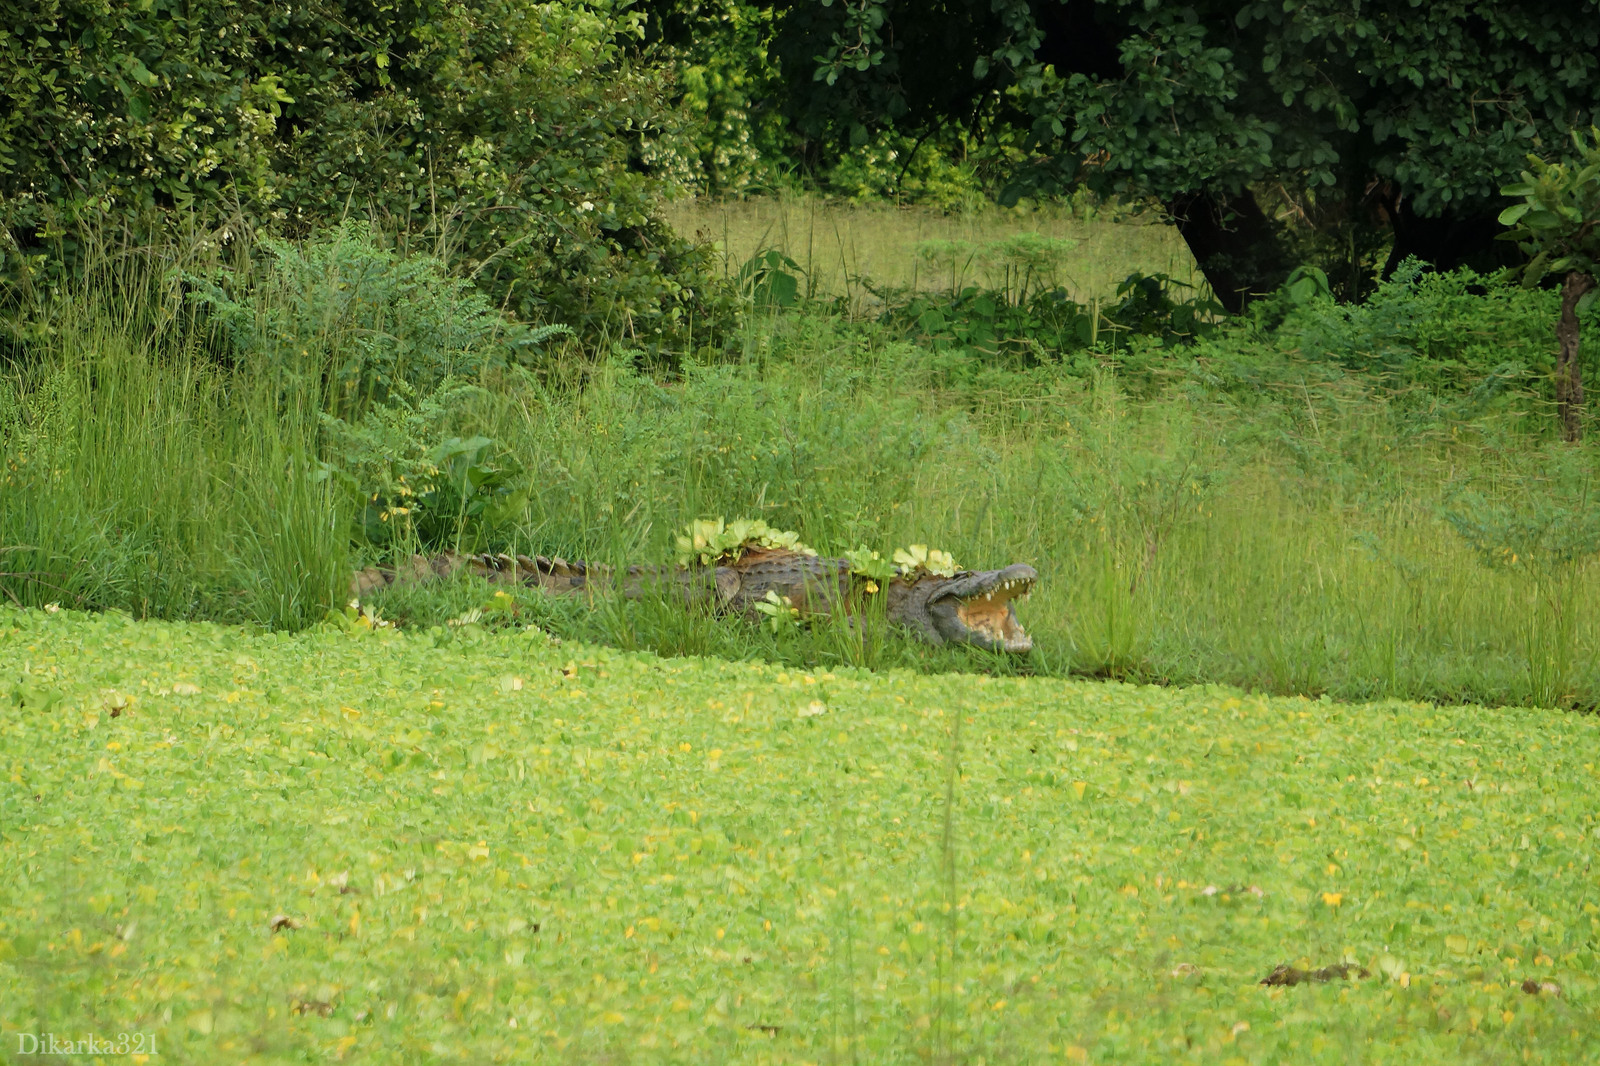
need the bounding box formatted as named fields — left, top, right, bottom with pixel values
left=1379, top=194, right=1521, bottom=279
left=1555, top=270, right=1596, bottom=443
left=1165, top=189, right=1291, bottom=314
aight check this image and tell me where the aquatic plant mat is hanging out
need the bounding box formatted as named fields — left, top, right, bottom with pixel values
left=3, top=608, right=1598, bottom=1063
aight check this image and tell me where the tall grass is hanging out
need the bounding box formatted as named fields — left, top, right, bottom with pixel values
left=6, top=221, right=1598, bottom=710
left=659, top=191, right=1198, bottom=310
left=394, top=310, right=1600, bottom=709
left=0, top=234, right=347, bottom=628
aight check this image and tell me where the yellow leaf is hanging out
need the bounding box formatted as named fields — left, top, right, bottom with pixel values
left=1072, top=781, right=1087, bottom=800
left=1322, top=892, right=1343, bottom=907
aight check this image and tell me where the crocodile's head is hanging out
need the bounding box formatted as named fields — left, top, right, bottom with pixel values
left=888, top=564, right=1037, bottom=653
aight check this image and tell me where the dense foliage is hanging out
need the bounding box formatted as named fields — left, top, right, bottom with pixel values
left=0, top=0, right=735, bottom=352
left=666, top=0, right=1600, bottom=307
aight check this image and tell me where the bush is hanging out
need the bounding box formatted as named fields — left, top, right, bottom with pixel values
left=872, top=268, right=1222, bottom=378
left=1275, top=260, right=1600, bottom=391
left=316, top=381, right=524, bottom=556
left=185, top=221, right=570, bottom=418
left=0, top=0, right=738, bottom=358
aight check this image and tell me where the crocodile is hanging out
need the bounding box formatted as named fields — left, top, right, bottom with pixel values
left=351, top=547, right=1037, bottom=653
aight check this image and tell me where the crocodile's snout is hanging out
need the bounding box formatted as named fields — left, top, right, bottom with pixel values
left=926, top=564, right=1036, bottom=653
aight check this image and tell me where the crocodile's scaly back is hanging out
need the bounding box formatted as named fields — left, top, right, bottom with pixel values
left=720, top=548, right=851, bottom=615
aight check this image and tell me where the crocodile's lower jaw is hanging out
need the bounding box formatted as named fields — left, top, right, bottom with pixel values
left=948, top=570, right=1034, bottom=652
left=954, top=597, right=1032, bottom=653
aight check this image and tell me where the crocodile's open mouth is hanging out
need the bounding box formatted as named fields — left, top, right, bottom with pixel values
left=930, top=564, right=1036, bottom=653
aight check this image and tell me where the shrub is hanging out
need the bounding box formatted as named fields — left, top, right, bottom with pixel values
left=1277, top=260, right=1600, bottom=393
left=185, top=221, right=570, bottom=418
left=0, top=0, right=737, bottom=357
left=873, top=267, right=1221, bottom=377
left=315, top=382, right=522, bottom=556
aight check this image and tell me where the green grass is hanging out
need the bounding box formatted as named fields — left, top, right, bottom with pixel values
left=0, top=241, right=347, bottom=629
left=4, top=606, right=1599, bottom=1063
left=659, top=193, right=1199, bottom=309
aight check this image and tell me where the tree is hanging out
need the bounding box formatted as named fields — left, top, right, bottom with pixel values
left=753, top=0, right=1600, bottom=310
left=1500, top=128, right=1600, bottom=442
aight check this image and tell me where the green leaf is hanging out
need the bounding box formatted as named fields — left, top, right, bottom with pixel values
left=1522, top=250, right=1551, bottom=288
left=124, top=56, right=159, bottom=88
left=1497, top=203, right=1530, bottom=226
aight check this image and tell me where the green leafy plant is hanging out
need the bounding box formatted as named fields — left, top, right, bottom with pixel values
left=975, top=233, right=1081, bottom=305
left=876, top=262, right=1220, bottom=377
left=736, top=248, right=806, bottom=309
left=1280, top=265, right=1333, bottom=307
left=674, top=517, right=814, bottom=567
left=1104, top=272, right=1225, bottom=346
left=1275, top=260, right=1579, bottom=398
left=843, top=546, right=896, bottom=585
left=185, top=221, right=571, bottom=419
left=892, top=544, right=959, bottom=578
left=752, top=588, right=803, bottom=633
left=1499, top=127, right=1600, bottom=441
left=316, top=382, right=521, bottom=554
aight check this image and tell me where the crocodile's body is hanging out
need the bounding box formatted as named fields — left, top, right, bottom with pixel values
left=352, top=547, right=1036, bottom=653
